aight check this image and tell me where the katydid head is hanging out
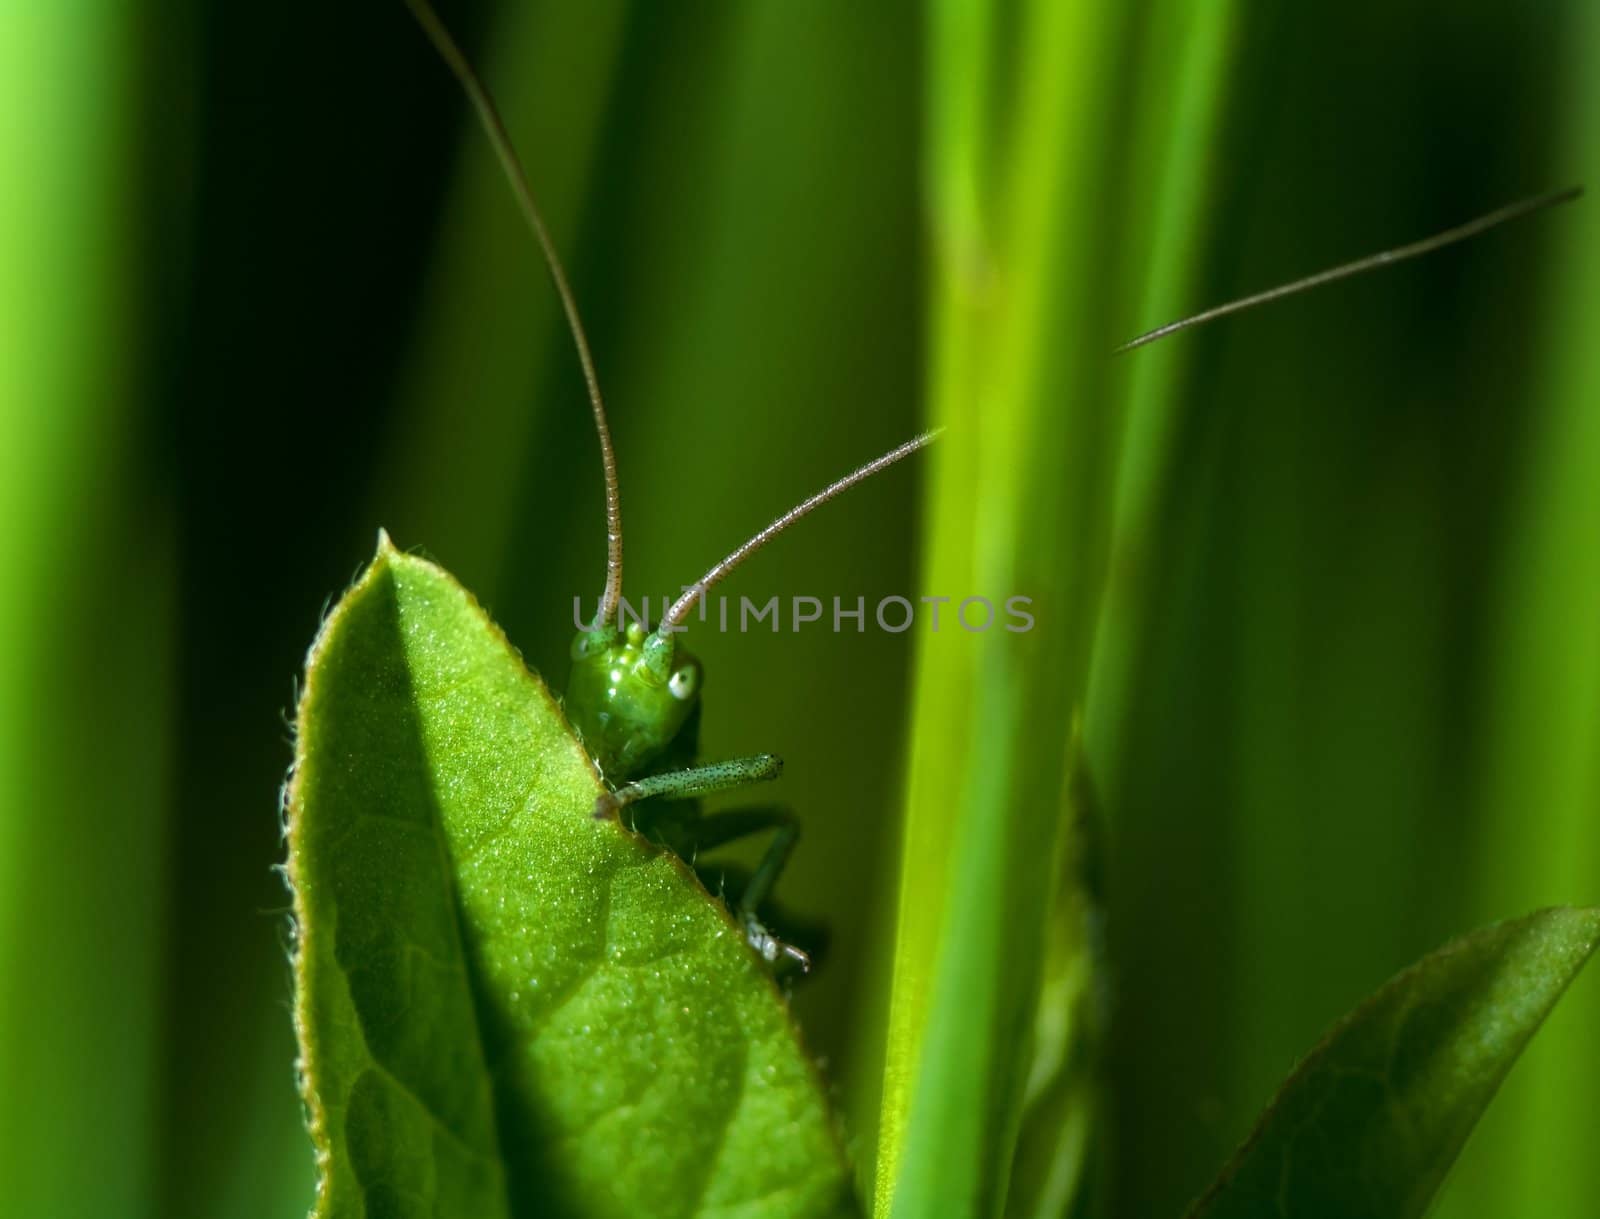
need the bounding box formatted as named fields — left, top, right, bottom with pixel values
left=566, top=622, right=701, bottom=778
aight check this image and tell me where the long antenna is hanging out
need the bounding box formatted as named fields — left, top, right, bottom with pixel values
left=1115, top=185, right=1582, bottom=355
left=661, top=431, right=939, bottom=632
left=405, top=0, right=625, bottom=626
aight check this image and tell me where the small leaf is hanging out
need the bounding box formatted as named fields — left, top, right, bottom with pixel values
left=1186, top=906, right=1600, bottom=1219
left=287, top=537, right=856, bottom=1219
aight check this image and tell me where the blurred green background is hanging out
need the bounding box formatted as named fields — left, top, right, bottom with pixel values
left=2, top=1, right=1596, bottom=1217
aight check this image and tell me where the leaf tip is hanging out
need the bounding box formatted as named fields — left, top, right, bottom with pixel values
left=1560, top=903, right=1600, bottom=933
left=1533, top=904, right=1600, bottom=961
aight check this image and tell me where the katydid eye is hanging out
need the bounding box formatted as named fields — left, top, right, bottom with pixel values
left=668, top=665, right=699, bottom=701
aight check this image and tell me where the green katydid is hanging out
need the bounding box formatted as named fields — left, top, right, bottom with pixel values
left=406, top=0, right=933, bottom=972
left=406, top=0, right=1579, bottom=975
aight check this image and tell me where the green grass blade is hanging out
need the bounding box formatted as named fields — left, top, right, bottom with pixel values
left=1001, top=9, right=1240, bottom=1212
left=880, top=2, right=1129, bottom=1213
left=1186, top=907, right=1600, bottom=1219
left=0, top=6, right=172, bottom=1216
left=288, top=538, right=856, bottom=1218
left=1449, top=13, right=1600, bottom=1212
left=1083, top=0, right=1239, bottom=791
left=871, top=2, right=996, bottom=1204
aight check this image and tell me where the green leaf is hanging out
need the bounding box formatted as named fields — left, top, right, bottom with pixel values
left=1186, top=906, right=1600, bottom=1219
left=287, top=536, right=856, bottom=1219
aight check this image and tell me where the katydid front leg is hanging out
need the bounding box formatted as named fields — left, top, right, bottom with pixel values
left=592, top=753, right=783, bottom=819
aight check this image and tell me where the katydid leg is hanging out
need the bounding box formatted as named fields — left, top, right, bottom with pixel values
left=691, top=804, right=808, bottom=971
left=592, top=753, right=782, bottom=819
